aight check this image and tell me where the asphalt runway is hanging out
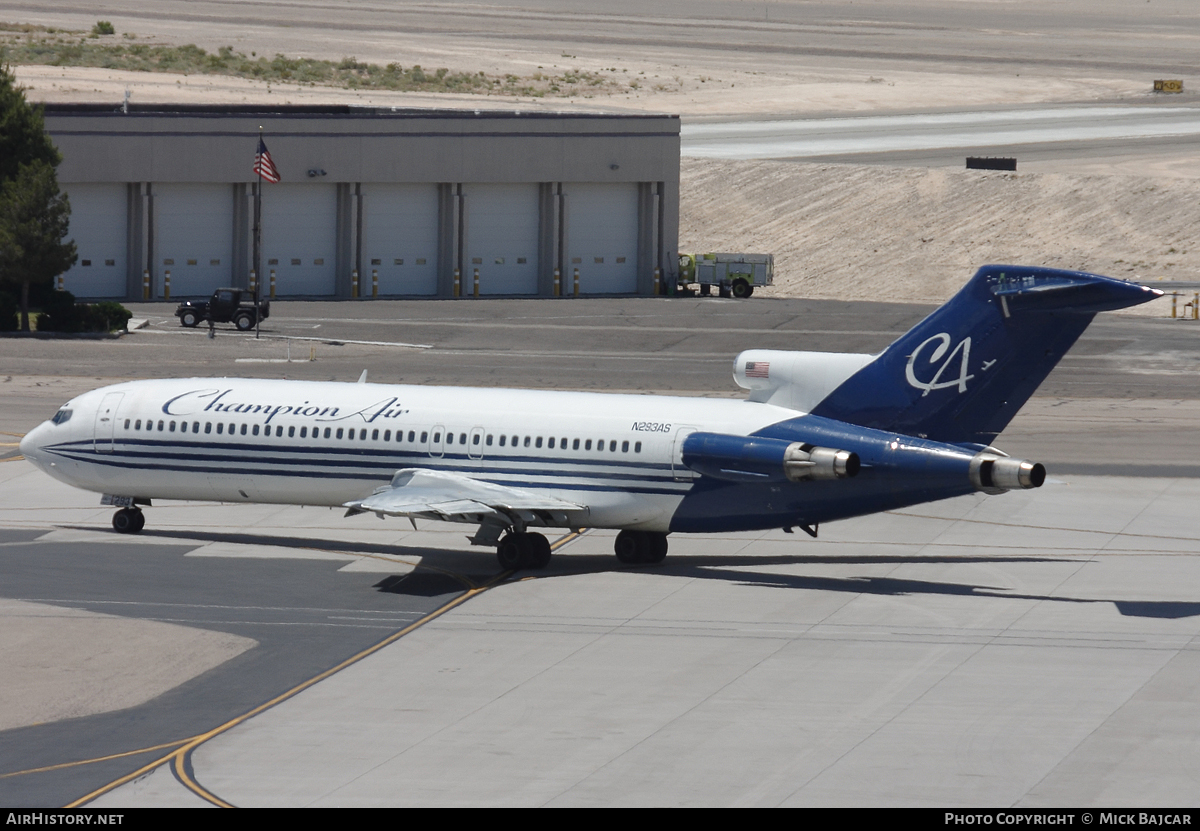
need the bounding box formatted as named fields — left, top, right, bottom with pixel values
left=681, top=104, right=1200, bottom=163
left=3, top=295, right=1200, bottom=806
left=5, top=0, right=1198, bottom=77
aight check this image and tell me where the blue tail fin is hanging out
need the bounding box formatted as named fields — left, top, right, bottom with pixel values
left=809, top=265, right=1161, bottom=445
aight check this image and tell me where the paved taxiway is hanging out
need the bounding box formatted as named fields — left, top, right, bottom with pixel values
left=681, top=105, right=1200, bottom=163
left=4, top=297, right=1200, bottom=806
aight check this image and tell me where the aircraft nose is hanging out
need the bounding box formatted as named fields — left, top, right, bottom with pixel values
left=19, top=424, right=46, bottom=467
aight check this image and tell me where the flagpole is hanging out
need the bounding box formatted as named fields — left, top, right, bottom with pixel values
left=254, top=127, right=263, bottom=340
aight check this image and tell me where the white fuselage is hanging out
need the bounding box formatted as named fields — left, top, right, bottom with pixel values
left=22, top=378, right=801, bottom=532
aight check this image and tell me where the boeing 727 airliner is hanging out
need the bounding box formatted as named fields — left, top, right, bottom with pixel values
left=20, top=265, right=1160, bottom=570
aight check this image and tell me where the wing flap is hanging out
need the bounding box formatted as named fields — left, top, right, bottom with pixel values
left=343, top=468, right=584, bottom=522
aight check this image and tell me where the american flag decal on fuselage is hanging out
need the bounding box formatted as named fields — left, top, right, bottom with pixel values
left=745, top=361, right=770, bottom=378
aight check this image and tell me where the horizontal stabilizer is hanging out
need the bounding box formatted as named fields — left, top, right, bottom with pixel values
left=809, top=265, right=1162, bottom=444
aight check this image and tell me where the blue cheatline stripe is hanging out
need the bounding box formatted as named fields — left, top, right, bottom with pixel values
left=46, top=444, right=681, bottom=485
left=44, top=444, right=693, bottom=496
left=51, top=438, right=675, bottom=472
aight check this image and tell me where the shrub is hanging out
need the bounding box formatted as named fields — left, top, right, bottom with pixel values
left=0, top=292, right=17, bottom=331
left=36, top=291, right=131, bottom=332
left=91, top=21, right=115, bottom=36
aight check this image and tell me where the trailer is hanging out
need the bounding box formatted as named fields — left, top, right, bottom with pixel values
left=677, top=253, right=773, bottom=298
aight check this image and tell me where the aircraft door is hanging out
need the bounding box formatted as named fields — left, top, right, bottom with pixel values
left=93, top=392, right=124, bottom=454
left=429, top=424, right=445, bottom=458
left=671, top=425, right=699, bottom=481
left=468, top=426, right=485, bottom=460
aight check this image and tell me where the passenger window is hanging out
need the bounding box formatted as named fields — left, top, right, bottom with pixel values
left=585, top=439, right=592, bottom=450
left=124, top=419, right=130, bottom=429
left=324, top=428, right=331, bottom=439
left=336, top=428, right=344, bottom=439
left=193, top=422, right=199, bottom=433
left=486, top=434, right=493, bottom=446
left=473, top=434, right=480, bottom=445
left=610, top=441, right=617, bottom=451
left=228, top=423, right=235, bottom=434
left=536, top=437, right=543, bottom=448
left=408, top=431, right=416, bottom=442
left=240, top=424, right=247, bottom=435
left=460, top=433, right=467, bottom=444
left=251, top=424, right=258, bottom=436
left=135, top=419, right=142, bottom=430
left=622, top=441, right=629, bottom=452
left=300, top=426, right=307, bottom=438
left=158, top=420, right=165, bottom=431
left=433, top=432, right=441, bottom=443
left=363, top=430, right=369, bottom=441
left=288, top=426, right=295, bottom=437
left=205, top=423, right=212, bottom=434
left=420, top=431, right=428, bottom=443
left=384, top=430, right=390, bottom=441
left=635, top=441, right=641, bottom=453
left=524, top=436, right=530, bottom=448
left=217, top=423, right=224, bottom=434
left=446, top=433, right=453, bottom=445
left=499, top=435, right=506, bottom=446
left=573, top=438, right=580, bottom=450
left=560, top=437, right=567, bottom=448
left=548, top=437, right=555, bottom=449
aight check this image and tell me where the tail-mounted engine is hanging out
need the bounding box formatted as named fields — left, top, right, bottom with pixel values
left=969, top=451, right=1045, bottom=494
left=681, top=432, right=859, bottom=483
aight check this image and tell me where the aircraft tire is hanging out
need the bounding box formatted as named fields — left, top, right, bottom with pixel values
left=614, top=530, right=647, bottom=564
left=180, top=311, right=199, bottom=328
left=234, top=313, right=254, bottom=331
left=112, top=508, right=143, bottom=534
left=645, top=533, right=668, bottom=563
left=528, top=533, right=552, bottom=569
left=497, top=534, right=532, bottom=570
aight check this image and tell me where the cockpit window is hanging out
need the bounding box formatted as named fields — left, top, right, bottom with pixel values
left=51, top=408, right=72, bottom=425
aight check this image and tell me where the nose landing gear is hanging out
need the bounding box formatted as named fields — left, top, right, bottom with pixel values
left=112, top=507, right=145, bottom=534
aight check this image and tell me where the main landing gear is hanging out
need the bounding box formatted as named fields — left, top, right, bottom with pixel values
left=496, top=532, right=552, bottom=571
left=111, top=507, right=145, bottom=534
left=614, top=530, right=668, bottom=565
left=496, top=530, right=670, bottom=571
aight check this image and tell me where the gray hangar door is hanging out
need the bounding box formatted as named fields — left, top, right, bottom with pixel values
left=154, top=184, right=234, bottom=297
left=566, top=183, right=638, bottom=294
left=60, top=183, right=127, bottom=298
left=361, top=184, right=438, bottom=296
left=463, top=183, right=538, bottom=295
left=262, top=183, right=337, bottom=296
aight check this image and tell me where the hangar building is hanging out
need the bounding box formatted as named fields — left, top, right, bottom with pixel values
left=43, top=104, right=681, bottom=300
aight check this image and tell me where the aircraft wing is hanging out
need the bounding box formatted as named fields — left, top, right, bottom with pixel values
left=343, top=468, right=584, bottom=522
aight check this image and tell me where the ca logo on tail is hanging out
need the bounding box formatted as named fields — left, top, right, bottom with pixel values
left=906, top=334, right=974, bottom=396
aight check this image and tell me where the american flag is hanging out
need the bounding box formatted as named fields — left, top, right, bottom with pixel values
left=254, top=137, right=281, bottom=183
left=745, top=361, right=770, bottom=378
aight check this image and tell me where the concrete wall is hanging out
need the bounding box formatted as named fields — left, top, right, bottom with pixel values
left=45, top=105, right=680, bottom=300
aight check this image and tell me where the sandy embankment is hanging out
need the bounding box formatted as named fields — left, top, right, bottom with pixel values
left=680, top=158, right=1200, bottom=314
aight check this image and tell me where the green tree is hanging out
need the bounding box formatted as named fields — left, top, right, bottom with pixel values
left=0, top=65, right=74, bottom=331
left=0, top=162, right=76, bottom=330
left=0, top=64, right=61, bottom=183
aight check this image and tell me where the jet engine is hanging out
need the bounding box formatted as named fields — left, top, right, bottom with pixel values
left=969, top=451, right=1045, bottom=493
left=681, top=432, right=859, bottom=483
